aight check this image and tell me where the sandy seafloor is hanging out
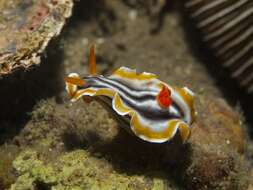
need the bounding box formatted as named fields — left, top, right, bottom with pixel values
left=0, top=1, right=253, bottom=190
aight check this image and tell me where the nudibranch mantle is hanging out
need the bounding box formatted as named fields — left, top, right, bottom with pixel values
left=65, top=47, right=196, bottom=143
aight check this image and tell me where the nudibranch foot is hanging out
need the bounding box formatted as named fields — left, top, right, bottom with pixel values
left=64, top=45, right=196, bottom=143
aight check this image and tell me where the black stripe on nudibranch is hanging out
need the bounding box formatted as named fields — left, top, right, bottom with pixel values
left=183, top=0, right=253, bottom=93
left=82, top=76, right=184, bottom=121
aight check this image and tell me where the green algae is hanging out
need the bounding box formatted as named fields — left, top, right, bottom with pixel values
left=0, top=145, right=19, bottom=189
left=10, top=149, right=169, bottom=190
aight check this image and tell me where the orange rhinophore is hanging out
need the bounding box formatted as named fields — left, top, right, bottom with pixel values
left=89, top=44, right=97, bottom=75
left=157, top=85, right=172, bottom=108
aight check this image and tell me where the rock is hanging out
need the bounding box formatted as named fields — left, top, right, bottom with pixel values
left=247, top=169, right=253, bottom=190
left=0, top=0, right=73, bottom=75
left=181, top=96, right=249, bottom=190
left=191, top=96, right=246, bottom=154
left=10, top=95, right=250, bottom=190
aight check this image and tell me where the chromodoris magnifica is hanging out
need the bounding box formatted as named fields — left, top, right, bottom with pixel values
left=64, top=45, right=196, bottom=143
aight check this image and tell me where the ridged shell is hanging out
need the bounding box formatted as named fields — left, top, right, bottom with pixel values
left=183, top=0, right=253, bottom=93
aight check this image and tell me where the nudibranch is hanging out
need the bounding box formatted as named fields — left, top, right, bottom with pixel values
left=64, top=45, right=196, bottom=143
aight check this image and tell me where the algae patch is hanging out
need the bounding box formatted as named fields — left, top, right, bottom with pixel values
left=0, top=145, right=19, bottom=189
left=10, top=149, right=168, bottom=190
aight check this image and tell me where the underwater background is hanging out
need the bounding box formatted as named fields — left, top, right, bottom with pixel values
left=0, top=0, right=252, bottom=189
